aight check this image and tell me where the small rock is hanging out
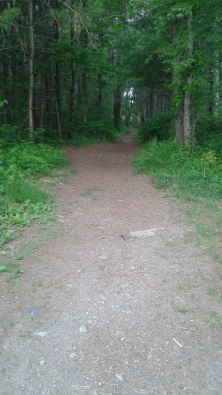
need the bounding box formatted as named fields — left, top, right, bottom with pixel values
left=99, top=255, right=108, bottom=260
left=33, top=332, right=48, bottom=337
left=116, top=373, right=123, bottom=381
left=79, top=324, right=88, bottom=333
left=129, top=228, right=158, bottom=238
left=69, top=352, right=78, bottom=359
left=99, top=294, right=106, bottom=301
left=24, top=306, right=43, bottom=317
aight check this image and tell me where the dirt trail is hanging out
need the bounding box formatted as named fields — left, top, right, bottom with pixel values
left=1, top=131, right=222, bottom=395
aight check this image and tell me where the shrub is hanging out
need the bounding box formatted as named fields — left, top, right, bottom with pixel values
left=0, top=140, right=67, bottom=247
left=5, top=180, right=48, bottom=204
left=133, top=139, right=222, bottom=200
left=195, top=114, right=222, bottom=155
left=137, top=113, right=172, bottom=143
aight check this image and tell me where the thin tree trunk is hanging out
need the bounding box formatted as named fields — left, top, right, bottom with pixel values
left=29, top=0, right=34, bottom=139
left=174, top=108, right=183, bottom=144
left=44, top=59, right=50, bottom=125
left=213, top=52, right=220, bottom=116
left=113, top=89, right=121, bottom=129
left=55, top=95, right=62, bottom=139
left=150, top=87, right=154, bottom=118
left=183, top=11, right=193, bottom=146
left=81, top=70, right=87, bottom=123
left=96, top=73, right=103, bottom=119
left=172, top=22, right=184, bottom=144
left=78, top=0, right=87, bottom=123
left=69, top=13, right=76, bottom=122
left=54, top=10, right=62, bottom=136
left=113, top=51, right=122, bottom=130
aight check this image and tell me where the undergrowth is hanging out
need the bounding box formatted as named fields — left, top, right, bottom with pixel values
left=0, top=122, right=129, bottom=146
left=0, top=261, right=24, bottom=282
left=0, top=141, right=67, bottom=247
left=64, top=123, right=130, bottom=146
left=136, top=113, right=172, bottom=143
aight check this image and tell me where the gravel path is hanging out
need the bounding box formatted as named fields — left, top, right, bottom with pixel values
left=1, top=132, right=222, bottom=395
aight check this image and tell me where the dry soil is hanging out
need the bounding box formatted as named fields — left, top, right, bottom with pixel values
left=0, top=131, right=222, bottom=395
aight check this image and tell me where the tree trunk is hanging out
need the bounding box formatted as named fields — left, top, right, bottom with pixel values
left=113, top=50, right=122, bottom=130
left=69, top=12, right=76, bottom=123
left=28, top=0, right=34, bottom=139
left=213, top=52, right=220, bottom=116
left=172, top=22, right=184, bottom=144
left=54, top=12, right=62, bottom=137
left=78, top=0, right=87, bottom=123
left=96, top=73, right=103, bottom=119
left=55, top=95, right=62, bottom=139
left=113, top=88, right=121, bottom=129
left=183, top=11, right=193, bottom=146
left=174, top=108, right=184, bottom=144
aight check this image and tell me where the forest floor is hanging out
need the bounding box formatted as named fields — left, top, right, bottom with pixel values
left=1, top=130, right=222, bottom=395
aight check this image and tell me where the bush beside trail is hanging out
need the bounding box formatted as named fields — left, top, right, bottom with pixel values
left=0, top=141, right=68, bottom=247
left=134, top=113, right=222, bottom=264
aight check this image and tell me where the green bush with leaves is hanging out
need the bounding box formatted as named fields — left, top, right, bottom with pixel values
left=133, top=139, right=222, bottom=201
left=66, top=121, right=120, bottom=145
left=137, top=113, right=172, bottom=143
left=195, top=114, right=222, bottom=154
left=0, top=140, right=68, bottom=247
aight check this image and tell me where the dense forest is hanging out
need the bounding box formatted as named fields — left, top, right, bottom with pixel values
left=1, top=0, right=222, bottom=251
left=0, top=0, right=221, bottom=143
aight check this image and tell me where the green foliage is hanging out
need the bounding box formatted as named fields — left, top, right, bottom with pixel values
left=0, top=140, right=67, bottom=247
left=66, top=121, right=121, bottom=145
left=0, top=8, right=20, bottom=30
left=195, top=115, right=222, bottom=154
left=178, top=307, right=189, bottom=314
left=0, top=261, right=23, bottom=282
left=5, top=180, right=48, bottom=204
left=137, top=113, right=172, bottom=143
left=133, top=139, right=222, bottom=201
left=0, top=124, right=18, bottom=141
left=0, top=100, right=8, bottom=108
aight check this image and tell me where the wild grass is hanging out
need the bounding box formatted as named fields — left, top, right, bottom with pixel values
left=133, top=137, right=222, bottom=263
left=0, top=261, right=23, bottom=282
left=63, top=122, right=130, bottom=146
left=0, top=141, right=68, bottom=247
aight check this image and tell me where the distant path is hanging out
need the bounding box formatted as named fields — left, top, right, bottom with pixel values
left=1, top=129, right=222, bottom=394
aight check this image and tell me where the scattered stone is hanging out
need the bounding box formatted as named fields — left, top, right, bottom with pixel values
left=24, top=306, right=43, bottom=317
left=99, top=294, right=106, bottom=301
left=77, top=196, right=95, bottom=203
left=32, top=332, right=48, bottom=337
left=99, top=255, right=108, bottom=260
left=69, top=352, right=78, bottom=359
left=116, top=373, right=123, bottom=381
left=129, top=228, right=158, bottom=238
left=79, top=324, right=88, bottom=333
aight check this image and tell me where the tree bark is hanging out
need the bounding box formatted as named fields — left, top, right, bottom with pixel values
left=28, top=0, right=34, bottom=139
left=113, top=51, right=122, bottom=130
left=96, top=73, right=103, bottom=119
left=172, top=22, right=184, bottom=144
left=113, top=88, right=121, bottom=129
left=183, top=11, right=193, bottom=146
left=53, top=5, right=62, bottom=137
left=69, top=12, right=76, bottom=123
left=213, top=52, right=220, bottom=116
left=174, top=108, right=183, bottom=144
